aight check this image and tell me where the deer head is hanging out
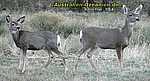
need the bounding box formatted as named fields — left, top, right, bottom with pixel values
left=6, top=15, right=25, bottom=34
left=122, top=4, right=143, bottom=26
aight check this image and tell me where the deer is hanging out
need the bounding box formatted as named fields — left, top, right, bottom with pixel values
left=75, top=4, right=143, bottom=70
left=6, top=15, right=65, bottom=73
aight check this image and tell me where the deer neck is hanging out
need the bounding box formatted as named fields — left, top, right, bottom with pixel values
left=121, top=19, right=133, bottom=38
left=12, top=31, right=20, bottom=45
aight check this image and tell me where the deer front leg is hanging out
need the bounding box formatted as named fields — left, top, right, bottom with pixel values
left=18, top=49, right=27, bottom=73
left=75, top=48, right=88, bottom=70
left=87, top=47, right=97, bottom=71
left=19, top=52, right=23, bottom=71
left=18, top=49, right=22, bottom=70
left=51, top=48, right=68, bottom=73
left=51, top=48, right=66, bottom=66
left=44, top=50, right=54, bottom=68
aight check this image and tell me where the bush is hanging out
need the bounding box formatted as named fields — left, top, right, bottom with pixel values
left=143, top=27, right=150, bottom=44
left=0, top=25, right=5, bottom=35
left=0, top=13, right=6, bottom=25
left=58, top=24, right=81, bottom=38
left=0, top=14, right=6, bottom=35
left=130, top=26, right=150, bottom=45
left=29, top=12, right=81, bottom=38
left=29, top=12, right=63, bottom=31
left=130, top=27, right=145, bottom=46
left=148, top=7, right=150, bottom=16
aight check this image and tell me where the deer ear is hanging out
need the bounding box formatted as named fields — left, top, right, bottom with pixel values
left=122, top=5, right=128, bottom=14
left=134, top=4, right=143, bottom=14
left=6, top=15, right=11, bottom=23
left=17, top=16, right=25, bottom=23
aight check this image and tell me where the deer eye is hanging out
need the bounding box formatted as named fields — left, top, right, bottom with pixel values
left=129, top=14, right=132, bottom=16
left=11, top=23, right=15, bottom=26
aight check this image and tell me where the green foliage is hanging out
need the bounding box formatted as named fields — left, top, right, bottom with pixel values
left=29, top=12, right=63, bottom=31
left=58, top=24, right=80, bottom=38
left=130, top=26, right=150, bottom=45
left=148, top=7, right=150, bottom=16
left=0, top=25, right=5, bottom=36
left=0, top=14, right=6, bottom=35
left=29, top=12, right=81, bottom=38
left=143, top=27, right=150, bottom=44
left=0, top=14, right=6, bottom=25
left=0, top=0, right=48, bottom=12
left=130, top=27, right=145, bottom=46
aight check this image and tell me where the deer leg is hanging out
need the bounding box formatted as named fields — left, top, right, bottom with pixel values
left=122, top=48, right=124, bottom=63
left=44, top=50, right=54, bottom=68
left=19, top=49, right=27, bottom=73
left=121, top=47, right=124, bottom=67
left=51, top=48, right=66, bottom=65
left=51, top=48, right=67, bottom=72
left=19, top=49, right=23, bottom=71
left=51, top=48, right=68, bottom=73
left=51, top=48, right=64, bottom=57
left=87, top=47, right=97, bottom=71
left=116, top=47, right=123, bottom=67
left=75, top=47, right=89, bottom=70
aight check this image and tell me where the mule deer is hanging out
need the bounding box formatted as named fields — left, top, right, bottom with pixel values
left=75, top=5, right=143, bottom=70
left=6, top=15, right=65, bottom=73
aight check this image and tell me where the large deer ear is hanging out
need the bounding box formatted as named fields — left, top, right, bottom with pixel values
left=17, top=16, right=25, bottom=23
left=134, top=4, right=143, bottom=14
left=122, top=5, right=128, bottom=14
left=6, top=15, right=11, bottom=23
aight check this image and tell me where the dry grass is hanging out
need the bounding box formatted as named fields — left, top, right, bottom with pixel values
left=0, top=39, right=150, bottom=81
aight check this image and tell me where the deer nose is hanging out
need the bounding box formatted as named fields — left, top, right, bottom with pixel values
left=58, top=43, right=60, bottom=47
left=136, top=19, right=140, bottom=21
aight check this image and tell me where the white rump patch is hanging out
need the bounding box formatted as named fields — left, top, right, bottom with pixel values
left=11, top=31, right=17, bottom=34
left=129, top=23, right=135, bottom=26
left=57, top=35, right=61, bottom=47
left=80, top=30, right=83, bottom=39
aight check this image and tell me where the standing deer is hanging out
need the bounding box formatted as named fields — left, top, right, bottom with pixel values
left=75, top=4, right=143, bottom=70
left=6, top=15, right=65, bottom=73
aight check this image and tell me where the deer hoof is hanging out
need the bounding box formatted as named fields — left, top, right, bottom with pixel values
left=87, top=54, right=92, bottom=58
left=17, top=69, right=26, bottom=74
left=18, top=67, right=26, bottom=73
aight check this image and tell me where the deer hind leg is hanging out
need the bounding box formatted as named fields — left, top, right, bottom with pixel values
left=87, top=47, right=97, bottom=71
left=116, top=47, right=124, bottom=67
left=44, top=50, right=54, bottom=68
left=75, top=47, right=89, bottom=70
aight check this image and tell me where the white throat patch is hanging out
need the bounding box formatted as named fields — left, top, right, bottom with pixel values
left=80, top=30, right=83, bottom=39
left=11, top=31, right=17, bottom=34
left=57, top=35, right=61, bottom=47
left=129, top=23, right=135, bottom=26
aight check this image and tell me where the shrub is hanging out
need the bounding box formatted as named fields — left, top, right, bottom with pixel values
left=29, top=12, right=81, bottom=38
left=143, top=27, right=150, bottom=44
left=0, top=25, right=5, bottom=35
left=148, top=7, right=150, bottom=16
left=29, top=12, right=64, bottom=31
left=130, top=25, right=150, bottom=45
left=130, top=27, right=145, bottom=46
left=58, top=24, right=81, bottom=38
left=0, top=14, right=6, bottom=36
left=0, top=13, right=6, bottom=24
